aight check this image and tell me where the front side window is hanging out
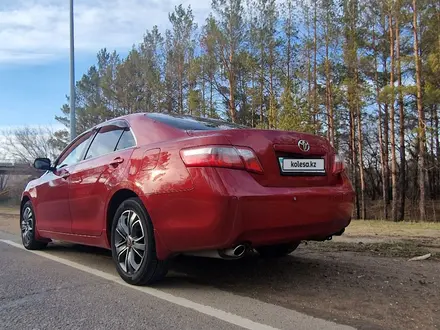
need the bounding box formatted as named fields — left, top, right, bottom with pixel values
left=84, top=125, right=124, bottom=160
left=57, top=132, right=93, bottom=168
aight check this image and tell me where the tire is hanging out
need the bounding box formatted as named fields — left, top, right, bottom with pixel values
left=20, top=201, right=48, bottom=250
left=256, top=242, right=300, bottom=258
left=111, top=197, right=168, bottom=285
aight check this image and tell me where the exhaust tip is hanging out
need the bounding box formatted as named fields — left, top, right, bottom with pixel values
left=233, top=245, right=246, bottom=257
left=219, top=244, right=248, bottom=259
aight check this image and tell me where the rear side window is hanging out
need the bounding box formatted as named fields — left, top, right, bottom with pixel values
left=116, top=130, right=136, bottom=150
left=146, top=113, right=246, bottom=131
left=85, top=125, right=124, bottom=160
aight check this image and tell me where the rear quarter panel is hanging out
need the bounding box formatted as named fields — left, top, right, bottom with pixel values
left=129, top=131, right=233, bottom=196
left=126, top=132, right=234, bottom=257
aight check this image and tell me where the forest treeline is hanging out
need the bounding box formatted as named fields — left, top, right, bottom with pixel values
left=50, top=0, right=439, bottom=221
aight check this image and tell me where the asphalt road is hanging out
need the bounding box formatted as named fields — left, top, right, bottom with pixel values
left=0, top=230, right=355, bottom=330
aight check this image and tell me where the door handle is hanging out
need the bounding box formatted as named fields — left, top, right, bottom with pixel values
left=110, top=157, right=124, bottom=167
left=61, top=172, right=70, bottom=179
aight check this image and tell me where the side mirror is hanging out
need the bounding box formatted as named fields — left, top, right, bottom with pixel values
left=33, top=158, right=54, bottom=171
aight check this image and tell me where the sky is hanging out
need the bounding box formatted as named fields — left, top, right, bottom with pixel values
left=0, top=0, right=211, bottom=130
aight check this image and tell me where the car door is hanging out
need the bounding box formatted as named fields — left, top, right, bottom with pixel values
left=36, top=131, right=94, bottom=233
left=68, top=121, right=136, bottom=236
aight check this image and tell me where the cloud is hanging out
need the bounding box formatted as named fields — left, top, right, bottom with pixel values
left=0, top=0, right=211, bottom=65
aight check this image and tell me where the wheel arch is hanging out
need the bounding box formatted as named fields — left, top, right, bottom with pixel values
left=20, top=194, right=31, bottom=220
left=20, top=193, right=49, bottom=243
left=105, top=188, right=170, bottom=260
left=105, top=189, right=138, bottom=246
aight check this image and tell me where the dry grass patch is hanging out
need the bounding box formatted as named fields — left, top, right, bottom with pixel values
left=306, top=239, right=440, bottom=260
left=346, top=219, right=440, bottom=238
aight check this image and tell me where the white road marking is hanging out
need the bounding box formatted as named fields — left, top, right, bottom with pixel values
left=0, top=239, right=278, bottom=330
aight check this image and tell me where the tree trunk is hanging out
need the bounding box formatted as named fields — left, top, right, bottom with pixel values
left=306, top=9, right=312, bottom=128
left=228, top=51, right=236, bottom=123
left=396, top=8, right=406, bottom=221
left=356, top=68, right=366, bottom=219
left=381, top=7, right=390, bottom=217
left=350, top=106, right=360, bottom=219
left=259, top=43, right=264, bottom=126
left=179, top=60, right=184, bottom=114
left=210, top=70, right=214, bottom=118
left=201, top=61, right=206, bottom=117
left=313, top=0, right=318, bottom=134
left=325, top=7, right=335, bottom=146
left=435, top=105, right=439, bottom=198
left=269, top=46, right=275, bottom=129
left=251, top=71, right=255, bottom=128
left=373, top=22, right=388, bottom=220
left=430, top=106, right=435, bottom=199
left=412, top=0, right=426, bottom=220
left=344, top=0, right=359, bottom=219
left=286, top=5, right=291, bottom=95
left=388, top=9, right=398, bottom=221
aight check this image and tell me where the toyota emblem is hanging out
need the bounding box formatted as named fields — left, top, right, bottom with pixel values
left=298, top=140, right=310, bottom=152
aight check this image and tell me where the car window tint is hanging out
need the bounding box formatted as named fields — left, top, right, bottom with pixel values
left=145, top=113, right=247, bottom=131
left=116, top=129, right=136, bottom=150
left=58, top=133, right=92, bottom=168
left=85, top=125, right=124, bottom=160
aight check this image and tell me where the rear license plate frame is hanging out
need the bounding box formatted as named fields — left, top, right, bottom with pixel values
left=278, top=157, right=326, bottom=176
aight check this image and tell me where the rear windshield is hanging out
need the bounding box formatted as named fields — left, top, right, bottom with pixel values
left=146, top=113, right=246, bottom=131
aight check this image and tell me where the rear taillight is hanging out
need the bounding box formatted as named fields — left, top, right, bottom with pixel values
left=236, top=148, right=263, bottom=173
left=332, top=154, right=345, bottom=174
left=180, top=145, right=263, bottom=174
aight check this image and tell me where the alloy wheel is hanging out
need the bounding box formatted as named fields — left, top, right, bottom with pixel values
left=21, top=206, right=34, bottom=245
left=114, top=210, right=146, bottom=275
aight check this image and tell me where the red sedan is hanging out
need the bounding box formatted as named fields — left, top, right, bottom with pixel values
left=22, top=113, right=354, bottom=285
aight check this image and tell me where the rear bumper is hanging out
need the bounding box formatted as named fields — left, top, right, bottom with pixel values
left=231, top=190, right=353, bottom=247
left=149, top=168, right=354, bottom=258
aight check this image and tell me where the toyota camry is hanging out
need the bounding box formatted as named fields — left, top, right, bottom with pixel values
left=21, top=113, right=354, bottom=285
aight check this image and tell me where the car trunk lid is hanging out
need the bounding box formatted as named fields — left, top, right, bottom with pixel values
left=187, top=129, right=337, bottom=188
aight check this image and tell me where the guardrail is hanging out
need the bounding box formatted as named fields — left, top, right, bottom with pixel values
left=0, top=159, right=17, bottom=165
left=0, top=163, right=40, bottom=175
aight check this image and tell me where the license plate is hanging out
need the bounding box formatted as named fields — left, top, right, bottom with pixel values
left=279, top=158, right=325, bottom=174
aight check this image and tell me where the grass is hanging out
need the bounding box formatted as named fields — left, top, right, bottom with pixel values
left=346, top=219, right=440, bottom=238
left=321, top=219, right=440, bottom=259
left=0, top=205, right=20, bottom=215
left=306, top=240, right=439, bottom=259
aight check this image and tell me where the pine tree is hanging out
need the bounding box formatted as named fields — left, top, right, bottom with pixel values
left=412, top=0, right=426, bottom=220
left=395, top=0, right=406, bottom=221
left=211, top=0, right=246, bottom=122
left=138, top=26, right=164, bottom=113
left=388, top=2, right=398, bottom=221
left=200, top=15, right=220, bottom=118
left=167, top=5, right=197, bottom=114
